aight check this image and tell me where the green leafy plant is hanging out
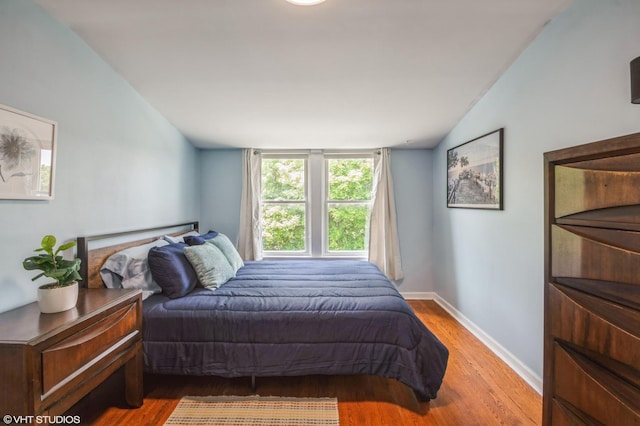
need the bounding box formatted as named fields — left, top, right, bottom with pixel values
left=23, top=235, right=82, bottom=288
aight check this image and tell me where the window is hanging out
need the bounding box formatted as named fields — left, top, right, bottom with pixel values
left=261, top=156, right=307, bottom=253
left=260, top=152, right=374, bottom=257
left=326, top=157, right=373, bottom=253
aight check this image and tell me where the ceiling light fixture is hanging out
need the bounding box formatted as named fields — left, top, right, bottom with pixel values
left=286, top=0, right=326, bottom=5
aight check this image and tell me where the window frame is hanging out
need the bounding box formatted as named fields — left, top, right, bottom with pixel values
left=260, top=153, right=310, bottom=257
left=260, top=150, right=375, bottom=259
left=323, top=153, right=374, bottom=258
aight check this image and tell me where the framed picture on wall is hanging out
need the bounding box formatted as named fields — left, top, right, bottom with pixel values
left=447, top=128, right=503, bottom=210
left=0, top=104, right=57, bottom=200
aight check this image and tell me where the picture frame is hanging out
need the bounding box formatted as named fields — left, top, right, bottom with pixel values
left=0, top=104, right=57, bottom=200
left=447, top=128, right=503, bottom=210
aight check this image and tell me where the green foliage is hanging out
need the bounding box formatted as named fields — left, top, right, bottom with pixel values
left=327, top=158, right=372, bottom=251
left=262, top=204, right=306, bottom=251
left=327, top=159, right=373, bottom=201
left=328, top=204, right=370, bottom=251
left=262, top=159, right=305, bottom=200
left=261, top=157, right=373, bottom=253
left=261, top=158, right=307, bottom=251
left=23, top=235, right=82, bottom=287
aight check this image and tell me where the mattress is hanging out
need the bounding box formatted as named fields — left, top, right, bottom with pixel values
left=142, top=259, right=448, bottom=400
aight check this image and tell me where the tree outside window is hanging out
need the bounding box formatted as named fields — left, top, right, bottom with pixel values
left=326, top=158, right=373, bottom=252
left=261, top=153, right=373, bottom=256
left=261, top=157, right=307, bottom=252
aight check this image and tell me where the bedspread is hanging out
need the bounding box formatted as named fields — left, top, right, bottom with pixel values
left=142, top=260, right=448, bottom=400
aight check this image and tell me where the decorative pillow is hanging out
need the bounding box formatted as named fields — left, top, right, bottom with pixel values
left=164, top=230, right=199, bottom=244
left=184, top=230, right=219, bottom=246
left=184, top=235, right=206, bottom=246
left=208, top=234, right=244, bottom=273
left=200, top=230, right=219, bottom=240
left=184, top=243, right=235, bottom=289
left=148, top=243, right=198, bottom=298
left=99, top=239, right=169, bottom=299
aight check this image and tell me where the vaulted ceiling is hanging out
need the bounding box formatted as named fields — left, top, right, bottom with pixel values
left=34, top=0, right=573, bottom=149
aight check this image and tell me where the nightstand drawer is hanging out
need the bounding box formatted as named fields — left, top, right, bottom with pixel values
left=41, top=302, right=139, bottom=394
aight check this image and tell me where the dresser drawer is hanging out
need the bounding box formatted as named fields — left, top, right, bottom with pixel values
left=551, top=225, right=640, bottom=287
left=549, top=284, right=640, bottom=373
left=554, top=153, right=640, bottom=221
left=552, top=343, right=640, bottom=425
left=41, top=302, right=139, bottom=394
left=551, top=398, right=601, bottom=425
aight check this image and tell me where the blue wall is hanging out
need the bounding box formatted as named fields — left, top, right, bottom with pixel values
left=199, top=149, right=244, bottom=241
left=432, top=0, right=640, bottom=381
left=391, top=149, right=434, bottom=292
left=0, top=0, right=199, bottom=313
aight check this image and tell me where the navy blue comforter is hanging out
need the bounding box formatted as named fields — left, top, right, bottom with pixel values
left=142, top=260, right=448, bottom=400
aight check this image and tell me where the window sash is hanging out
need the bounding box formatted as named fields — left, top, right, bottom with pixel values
left=323, top=155, right=372, bottom=256
left=260, top=151, right=374, bottom=258
left=261, top=155, right=309, bottom=256
left=325, top=201, right=371, bottom=255
left=261, top=202, right=308, bottom=253
left=325, top=156, right=374, bottom=203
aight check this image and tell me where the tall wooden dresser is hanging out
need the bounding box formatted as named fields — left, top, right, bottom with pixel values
left=544, top=132, right=640, bottom=425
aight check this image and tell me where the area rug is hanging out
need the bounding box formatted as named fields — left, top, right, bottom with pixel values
left=163, top=395, right=339, bottom=426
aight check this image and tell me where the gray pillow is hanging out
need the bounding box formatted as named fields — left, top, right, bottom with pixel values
left=208, top=234, right=244, bottom=273
left=184, top=243, right=235, bottom=289
left=99, top=239, right=169, bottom=299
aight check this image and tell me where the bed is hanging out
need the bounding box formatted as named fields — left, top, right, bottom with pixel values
left=78, top=222, right=448, bottom=401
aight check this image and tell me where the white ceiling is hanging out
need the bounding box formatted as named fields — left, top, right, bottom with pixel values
left=34, top=0, right=572, bottom=149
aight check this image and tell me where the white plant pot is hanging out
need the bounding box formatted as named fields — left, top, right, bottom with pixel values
left=37, top=282, right=79, bottom=314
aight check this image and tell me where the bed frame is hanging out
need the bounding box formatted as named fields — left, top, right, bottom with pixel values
left=76, top=221, right=448, bottom=400
left=77, top=221, right=199, bottom=288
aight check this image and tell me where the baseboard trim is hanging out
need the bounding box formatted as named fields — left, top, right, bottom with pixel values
left=399, top=292, right=437, bottom=300
left=401, top=291, right=542, bottom=394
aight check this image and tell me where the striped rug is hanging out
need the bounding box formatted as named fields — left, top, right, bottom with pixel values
left=164, top=395, right=339, bottom=426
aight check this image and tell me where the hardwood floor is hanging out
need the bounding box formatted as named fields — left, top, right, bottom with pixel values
left=68, top=300, right=541, bottom=425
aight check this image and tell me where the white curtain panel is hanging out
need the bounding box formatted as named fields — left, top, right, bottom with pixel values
left=237, top=148, right=263, bottom=260
left=368, top=148, right=404, bottom=280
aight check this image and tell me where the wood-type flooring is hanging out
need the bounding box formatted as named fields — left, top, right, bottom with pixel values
left=67, top=300, right=541, bottom=425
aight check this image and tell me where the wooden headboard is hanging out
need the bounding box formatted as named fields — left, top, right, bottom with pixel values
left=77, top=221, right=199, bottom=288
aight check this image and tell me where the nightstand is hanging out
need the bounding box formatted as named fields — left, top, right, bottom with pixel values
left=0, top=288, right=143, bottom=416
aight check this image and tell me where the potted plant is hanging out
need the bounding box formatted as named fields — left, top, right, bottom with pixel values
left=23, top=235, right=82, bottom=313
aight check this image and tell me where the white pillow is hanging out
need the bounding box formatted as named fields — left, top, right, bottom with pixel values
left=100, top=239, right=169, bottom=299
